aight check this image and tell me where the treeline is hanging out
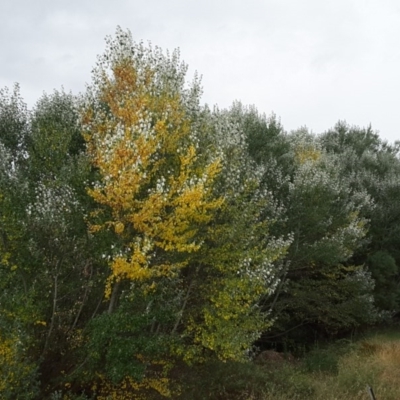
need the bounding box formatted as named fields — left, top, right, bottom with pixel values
left=1, top=28, right=399, bottom=399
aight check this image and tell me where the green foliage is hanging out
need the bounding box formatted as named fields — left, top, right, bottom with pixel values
left=0, top=84, right=29, bottom=160
left=302, top=346, right=341, bottom=374
left=2, top=27, right=400, bottom=399
left=87, top=312, right=154, bottom=383
left=0, top=87, right=104, bottom=396
left=320, top=122, right=400, bottom=315
left=85, top=285, right=177, bottom=385
left=0, top=327, right=39, bottom=399
left=235, top=109, right=377, bottom=340
left=368, top=251, right=399, bottom=310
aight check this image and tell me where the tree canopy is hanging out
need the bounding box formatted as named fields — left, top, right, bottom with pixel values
left=1, top=27, right=400, bottom=399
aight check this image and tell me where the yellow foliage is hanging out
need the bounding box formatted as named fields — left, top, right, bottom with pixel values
left=114, top=222, right=125, bottom=234
left=184, top=275, right=272, bottom=362
left=0, top=331, right=37, bottom=396
left=84, top=55, right=223, bottom=293
left=93, top=373, right=178, bottom=399
left=1, top=252, right=11, bottom=266
left=295, top=144, right=321, bottom=164
left=83, top=33, right=287, bottom=370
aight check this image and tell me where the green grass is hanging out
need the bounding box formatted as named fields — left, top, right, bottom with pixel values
left=175, top=327, right=400, bottom=399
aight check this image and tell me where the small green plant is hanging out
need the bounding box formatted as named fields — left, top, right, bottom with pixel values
left=302, top=347, right=340, bottom=374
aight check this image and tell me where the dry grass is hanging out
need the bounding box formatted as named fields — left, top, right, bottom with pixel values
left=306, top=333, right=400, bottom=400
left=246, top=331, right=400, bottom=400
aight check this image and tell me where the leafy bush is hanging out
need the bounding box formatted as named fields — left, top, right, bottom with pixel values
left=0, top=331, right=39, bottom=399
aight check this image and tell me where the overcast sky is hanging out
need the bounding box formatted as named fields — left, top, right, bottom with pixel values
left=1, top=0, right=399, bottom=142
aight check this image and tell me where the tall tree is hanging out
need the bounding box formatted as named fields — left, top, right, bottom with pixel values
left=0, top=87, right=102, bottom=396
left=233, top=106, right=376, bottom=342
left=82, top=30, right=289, bottom=397
left=0, top=86, right=39, bottom=399
left=320, top=122, right=400, bottom=314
